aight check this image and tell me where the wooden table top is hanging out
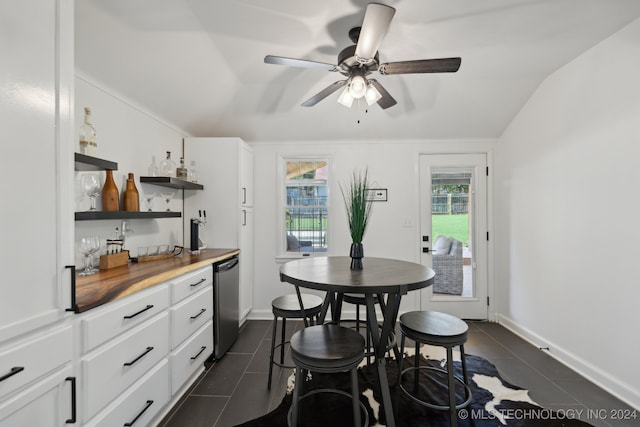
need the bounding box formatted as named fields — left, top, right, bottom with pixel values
left=280, top=256, right=435, bottom=294
left=75, top=248, right=239, bottom=312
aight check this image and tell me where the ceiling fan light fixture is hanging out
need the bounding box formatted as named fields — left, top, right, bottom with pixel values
left=348, top=75, right=367, bottom=99
left=337, top=86, right=354, bottom=108
left=364, top=82, right=382, bottom=106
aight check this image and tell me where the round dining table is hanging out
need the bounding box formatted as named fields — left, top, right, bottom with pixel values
left=280, top=256, right=435, bottom=427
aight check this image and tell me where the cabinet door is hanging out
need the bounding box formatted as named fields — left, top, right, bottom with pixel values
left=0, top=0, right=70, bottom=341
left=0, top=366, right=73, bottom=427
left=239, top=208, right=253, bottom=320
left=240, top=143, right=253, bottom=207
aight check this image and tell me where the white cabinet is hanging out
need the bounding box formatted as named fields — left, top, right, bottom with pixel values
left=184, top=137, right=254, bottom=321
left=0, top=326, right=74, bottom=426
left=0, top=0, right=75, bottom=424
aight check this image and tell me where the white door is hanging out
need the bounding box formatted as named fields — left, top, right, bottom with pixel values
left=419, top=154, right=488, bottom=319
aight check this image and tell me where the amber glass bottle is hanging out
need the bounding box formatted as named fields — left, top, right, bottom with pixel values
left=123, top=173, right=140, bottom=212
left=102, top=170, right=120, bottom=211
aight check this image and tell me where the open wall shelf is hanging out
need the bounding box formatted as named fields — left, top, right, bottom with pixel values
left=75, top=211, right=181, bottom=221
left=74, top=153, right=118, bottom=171
left=139, top=176, right=203, bottom=190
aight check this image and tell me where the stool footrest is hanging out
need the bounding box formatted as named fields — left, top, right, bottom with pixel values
left=399, top=366, right=472, bottom=411
left=287, top=388, right=369, bottom=427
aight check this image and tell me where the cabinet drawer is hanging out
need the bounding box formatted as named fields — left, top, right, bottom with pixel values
left=171, top=266, right=212, bottom=304
left=170, top=286, right=213, bottom=349
left=82, top=313, right=169, bottom=421
left=81, top=284, right=169, bottom=353
left=85, top=360, right=169, bottom=427
left=0, top=325, right=72, bottom=399
left=170, top=321, right=213, bottom=395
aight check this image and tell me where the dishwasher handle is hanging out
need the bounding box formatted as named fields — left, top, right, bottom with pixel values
left=216, top=257, right=239, bottom=272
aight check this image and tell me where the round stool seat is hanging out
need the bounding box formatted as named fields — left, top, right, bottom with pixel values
left=400, top=310, right=468, bottom=347
left=272, top=294, right=323, bottom=318
left=290, top=324, right=365, bottom=371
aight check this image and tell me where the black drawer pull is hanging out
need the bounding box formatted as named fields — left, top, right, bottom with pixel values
left=123, top=305, right=154, bottom=319
left=0, top=366, right=24, bottom=382
left=189, top=278, right=206, bottom=288
left=123, top=400, right=153, bottom=426
left=65, top=377, right=77, bottom=424
left=190, top=346, right=207, bottom=360
left=123, top=347, right=154, bottom=367
left=190, top=308, right=207, bottom=319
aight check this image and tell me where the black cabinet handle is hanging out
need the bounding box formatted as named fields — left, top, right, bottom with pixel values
left=123, top=305, right=154, bottom=319
left=65, top=377, right=77, bottom=424
left=242, top=209, right=247, bottom=226
left=65, top=265, right=78, bottom=313
left=190, top=346, right=207, bottom=360
left=190, top=308, right=206, bottom=320
left=242, top=187, right=247, bottom=204
left=189, top=278, right=206, bottom=288
left=123, top=400, right=153, bottom=426
left=123, top=347, right=154, bottom=367
left=0, top=366, right=24, bottom=382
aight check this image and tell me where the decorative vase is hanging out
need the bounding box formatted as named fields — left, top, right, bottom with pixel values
left=350, top=243, right=364, bottom=270
left=101, top=169, right=120, bottom=211
left=123, top=173, right=140, bottom=212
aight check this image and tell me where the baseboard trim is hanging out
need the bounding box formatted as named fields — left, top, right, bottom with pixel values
left=497, top=314, right=639, bottom=410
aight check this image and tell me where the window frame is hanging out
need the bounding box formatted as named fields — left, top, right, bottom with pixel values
left=277, top=155, right=331, bottom=259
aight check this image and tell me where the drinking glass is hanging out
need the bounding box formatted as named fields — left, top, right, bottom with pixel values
left=161, top=192, right=175, bottom=211
left=82, top=174, right=101, bottom=210
left=79, top=236, right=99, bottom=276
left=144, top=192, right=156, bottom=211
left=88, top=236, right=101, bottom=273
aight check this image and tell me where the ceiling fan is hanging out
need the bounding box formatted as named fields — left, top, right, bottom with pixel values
left=264, top=2, right=461, bottom=110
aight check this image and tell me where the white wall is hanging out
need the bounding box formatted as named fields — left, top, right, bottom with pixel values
left=74, top=75, right=186, bottom=265
left=249, top=139, right=495, bottom=319
left=494, top=18, right=640, bottom=408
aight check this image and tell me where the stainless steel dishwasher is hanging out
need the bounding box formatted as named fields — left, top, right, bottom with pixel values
left=213, top=256, right=240, bottom=359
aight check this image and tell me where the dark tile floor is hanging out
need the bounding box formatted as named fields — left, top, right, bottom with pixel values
left=158, top=320, right=637, bottom=427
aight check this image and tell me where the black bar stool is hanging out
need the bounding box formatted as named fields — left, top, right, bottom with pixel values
left=398, top=311, right=472, bottom=427
left=289, top=324, right=368, bottom=427
left=268, top=294, right=323, bottom=390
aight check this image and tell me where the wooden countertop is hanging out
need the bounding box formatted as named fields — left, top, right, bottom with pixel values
left=74, top=248, right=239, bottom=313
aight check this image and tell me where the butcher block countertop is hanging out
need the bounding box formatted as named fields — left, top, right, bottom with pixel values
left=74, top=248, right=239, bottom=313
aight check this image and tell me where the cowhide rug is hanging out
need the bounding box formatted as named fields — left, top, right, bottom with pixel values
left=236, top=345, right=594, bottom=426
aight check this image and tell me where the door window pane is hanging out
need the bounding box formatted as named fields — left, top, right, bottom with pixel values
left=431, top=170, right=473, bottom=297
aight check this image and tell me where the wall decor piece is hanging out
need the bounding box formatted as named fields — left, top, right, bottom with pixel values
left=366, top=188, right=387, bottom=202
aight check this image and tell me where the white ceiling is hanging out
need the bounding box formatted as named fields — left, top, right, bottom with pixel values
left=75, top=0, right=640, bottom=142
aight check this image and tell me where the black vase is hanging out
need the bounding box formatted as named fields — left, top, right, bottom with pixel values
left=350, top=243, right=364, bottom=270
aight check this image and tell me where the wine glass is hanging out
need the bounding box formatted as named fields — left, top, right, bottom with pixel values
left=79, top=236, right=99, bottom=276
left=88, top=236, right=101, bottom=273
left=161, top=192, right=175, bottom=211
left=82, top=174, right=101, bottom=210
left=144, top=192, right=156, bottom=211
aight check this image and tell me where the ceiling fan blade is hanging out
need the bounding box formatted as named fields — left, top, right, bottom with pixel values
left=369, top=79, right=397, bottom=110
left=264, top=55, right=337, bottom=71
left=379, top=58, right=462, bottom=75
left=354, top=3, right=396, bottom=63
left=301, top=80, right=347, bottom=107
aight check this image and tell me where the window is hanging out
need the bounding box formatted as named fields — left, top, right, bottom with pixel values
left=283, top=159, right=329, bottom=254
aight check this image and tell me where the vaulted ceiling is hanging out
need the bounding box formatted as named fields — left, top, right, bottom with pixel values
left=75, top=0, right=640, bottom=142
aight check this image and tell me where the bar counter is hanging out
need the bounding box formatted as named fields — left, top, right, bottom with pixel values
left=74, top=248, right=239, bottom=312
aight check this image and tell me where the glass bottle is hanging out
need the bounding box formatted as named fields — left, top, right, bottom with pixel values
left=101, top=169, right=120, bottom=211
left=79, top=107, right=98, bottom=156
left=176, top=157, right=188, bottom=179
left=123, top=173, right=140, bottom=212
left=188, top=160, right=198, bottom=183
left=147, top=155, right=159, bottom=177
left=159, top=151, right=176, bottom=177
